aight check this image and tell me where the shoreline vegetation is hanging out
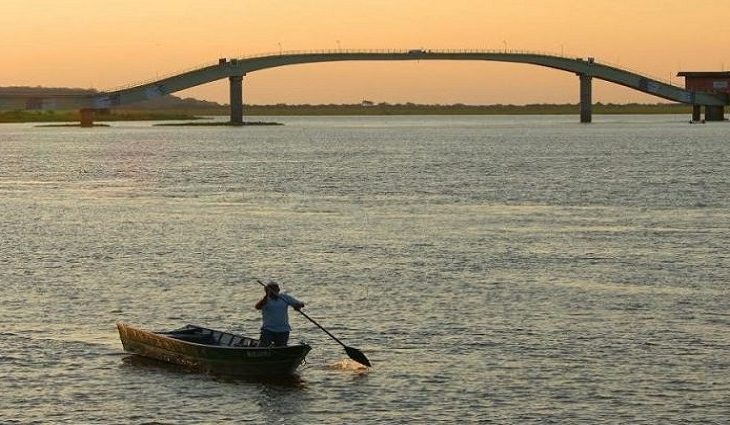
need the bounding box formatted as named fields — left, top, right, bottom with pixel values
left=234, top=102, right=696, bottom=116
left=0, top=87, right=700, bottom=123
left=0, top=103, right=697, bottom=124
left=0, top=110, right=199, bottom=123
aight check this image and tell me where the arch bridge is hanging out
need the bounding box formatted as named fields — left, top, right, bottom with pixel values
left=12, top=50, right=730, bottom=126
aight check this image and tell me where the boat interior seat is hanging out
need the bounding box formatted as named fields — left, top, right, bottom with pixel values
left=166, top=333, right=215, bottom=344
left=160, top=328, right=256, bottom=347
left=233, top=338, right=257, bottom=347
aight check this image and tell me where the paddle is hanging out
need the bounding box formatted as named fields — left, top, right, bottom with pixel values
left=256, top=279, right=371, bottom=367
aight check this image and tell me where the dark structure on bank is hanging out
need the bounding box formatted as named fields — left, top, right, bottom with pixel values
left=677, top=71, right=730, bottom=121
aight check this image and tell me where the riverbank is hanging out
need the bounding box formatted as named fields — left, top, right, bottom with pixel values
left=241, top=103, right=695, bottom=116
left=0, top=110, right=199, bottom=123
left=0, top=103, right=696, bottom=123
left=154, top=121, right=282, bottom=126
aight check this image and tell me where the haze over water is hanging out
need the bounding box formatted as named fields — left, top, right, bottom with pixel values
left=1, top=115, right=728, bottom=423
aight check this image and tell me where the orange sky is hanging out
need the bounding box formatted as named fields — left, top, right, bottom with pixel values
left=2, top=0, right=729, bottom=105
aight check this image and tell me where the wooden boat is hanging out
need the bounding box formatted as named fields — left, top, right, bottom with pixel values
left=116, top=321, right=311, bottom=377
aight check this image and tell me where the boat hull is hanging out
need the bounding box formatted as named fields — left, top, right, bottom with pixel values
left=117, top=321, right=310, bottom=377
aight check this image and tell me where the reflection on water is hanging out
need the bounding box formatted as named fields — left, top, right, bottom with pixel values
left=120, top=354, right=200, bottom=376
left=121, top=355, right=308, bottom=387
left=1, top=116, right=728, bottom=423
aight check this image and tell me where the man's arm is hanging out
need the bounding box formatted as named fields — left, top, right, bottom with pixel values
left=283, top=294, right=305, bottom=311
left=255, top=296, right=267, bottom=310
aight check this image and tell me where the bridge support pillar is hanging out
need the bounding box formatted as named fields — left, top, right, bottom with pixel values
left=229, top=75, right=244, bottom=125
left=692, top=105, right=702, bottom=122
left=80, top=108, right=95, bottom=127
left=705, top=105, right=725, bottom=121
left=579, top=74, right=592, bottom=123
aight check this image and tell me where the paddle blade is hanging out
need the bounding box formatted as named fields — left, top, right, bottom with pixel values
left=345, top=346, right=372, bottom=368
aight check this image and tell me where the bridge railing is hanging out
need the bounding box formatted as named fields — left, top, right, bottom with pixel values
left=232, top=48, right=578, bottom=60
left=102, top=59, right=222, bottom=93
left=586, top=58, right=679, bottom=88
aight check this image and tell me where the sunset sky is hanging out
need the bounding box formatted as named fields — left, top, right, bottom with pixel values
left=2, top=0, right=730, bottom=105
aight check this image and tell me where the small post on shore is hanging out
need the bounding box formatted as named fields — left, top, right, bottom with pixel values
left=80, top=108, right=95, bottom=127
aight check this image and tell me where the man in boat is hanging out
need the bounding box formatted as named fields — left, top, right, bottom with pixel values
left=255, top=281, right=305, bottom=347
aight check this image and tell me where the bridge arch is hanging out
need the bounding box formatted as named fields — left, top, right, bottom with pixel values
left=88, top=50, right=726, bottom=125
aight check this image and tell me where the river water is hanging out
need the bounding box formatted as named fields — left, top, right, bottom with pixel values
left=0, top=115, right=728, bottom=424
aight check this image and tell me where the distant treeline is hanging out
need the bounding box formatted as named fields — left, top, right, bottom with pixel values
left=0, top=87, right=695, bottom=121
left=0, top=109, right=198, bottom=123
left=0, top=103, right=695, bottom=123
left=242, top=103, right=693, bottom=116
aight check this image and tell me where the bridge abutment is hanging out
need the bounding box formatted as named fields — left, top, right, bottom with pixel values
left=692, top=105, right=702, bottom=122
left=579, top=74, right=592, bottom=123
left=690, top=105, right=725, bottom=122
left=704, top=105, right=725, bottom=121
left=229, top=75, right=244, bottom=125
